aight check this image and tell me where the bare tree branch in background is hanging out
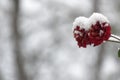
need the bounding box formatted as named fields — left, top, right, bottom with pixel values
left=92, top=0, right=105, bottom=80
left=94, top=45, right=105, bottom=80
left=93, top=0, right=100, bottom=12
left=12, top=0, right=27, bottom=80
left=0, top=70, right=4, bottom=80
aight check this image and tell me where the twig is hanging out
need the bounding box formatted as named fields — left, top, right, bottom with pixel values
left=111, top=34, right=120, bottom=41
left=107, top=40, right=120, bottom=43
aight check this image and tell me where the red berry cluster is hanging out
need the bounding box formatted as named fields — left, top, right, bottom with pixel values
left=73, top=21, right=111, bottom=48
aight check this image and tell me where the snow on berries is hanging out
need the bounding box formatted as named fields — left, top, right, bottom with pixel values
left=73, top=13, right=111, bottom=48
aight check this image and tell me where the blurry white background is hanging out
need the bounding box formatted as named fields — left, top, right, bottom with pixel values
left=0, top=0, right=120, bottom=80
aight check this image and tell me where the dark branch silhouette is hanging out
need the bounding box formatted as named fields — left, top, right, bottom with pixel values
left=12, top=0, right=27, bottom=80
left=92, top=0, right=105, bottom=80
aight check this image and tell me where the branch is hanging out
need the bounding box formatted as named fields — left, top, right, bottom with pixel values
left=108, top=34, right=120, bottom=43
left=12, top=0, right=27, bottom=80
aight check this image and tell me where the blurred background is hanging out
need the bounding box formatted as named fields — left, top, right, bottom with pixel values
left=0, top=0, right=120, bottom=80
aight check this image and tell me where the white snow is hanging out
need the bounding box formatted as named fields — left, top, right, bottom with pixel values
left=74, top=31, right=80, bottom=34
left=73, top=17, right=89, bottom=30
left=74, top=31, right=83, bottom=36
left=73, top=13, right=110, bottom=31
left=104, top=23, right=109, bottom=27
left=111, top=34, right=120, bottom=40
left=89, top=13, right=109, bottom=25
left=109, top=37, right=119, bottom=42
left=99, top=30, right=104, bottom=36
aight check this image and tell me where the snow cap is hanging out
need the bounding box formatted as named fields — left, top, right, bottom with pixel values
left=73, top=13, right=109, bottom=31
left=73, top=17, right=89, bottom=30
left=89, top=13, right=109, bottom=25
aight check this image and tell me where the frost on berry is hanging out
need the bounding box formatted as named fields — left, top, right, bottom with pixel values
left=73, top=13, right=111, bottom=48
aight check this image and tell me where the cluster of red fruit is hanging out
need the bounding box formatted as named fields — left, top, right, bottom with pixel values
left=73, top=21, right=111, bottom=48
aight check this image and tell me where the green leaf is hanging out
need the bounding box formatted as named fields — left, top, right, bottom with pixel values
left=118, top=49, right=120, bottom=57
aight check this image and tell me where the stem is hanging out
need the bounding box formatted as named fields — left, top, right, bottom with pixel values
left=111, top=34, right=120, bottom=41
left=107, top=34, right=120, bottom=43
left=107, top=40, right=120, bottom=43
